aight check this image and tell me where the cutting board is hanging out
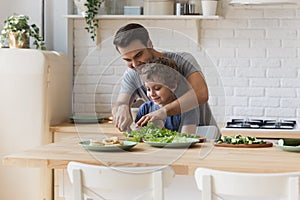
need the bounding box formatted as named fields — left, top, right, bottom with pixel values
left=215, top=142, right=273, bottom=148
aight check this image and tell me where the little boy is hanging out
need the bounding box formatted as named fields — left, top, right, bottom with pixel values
left=135, top=57, right=199, bottom=134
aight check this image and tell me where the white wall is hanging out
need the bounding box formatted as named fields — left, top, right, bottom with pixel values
left=0, top=0, right=42, bottom=26
left=51, top=0, right=73, bottom=54
left=71, top=0, right=300, bottom=125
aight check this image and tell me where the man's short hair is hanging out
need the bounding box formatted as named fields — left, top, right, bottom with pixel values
left=113, top=23, right=150, bottom=50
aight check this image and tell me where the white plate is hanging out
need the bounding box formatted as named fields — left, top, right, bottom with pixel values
left=277, top=139, right=300, bottom=153
left=79, top=140, right=137, bottom=152
left=70, top=115, right=104, bottom=124
left=144, top=138, right=199, bottom=148
left=277, top=144, right=300, bottom=152
left=280, top=145, right=300, bottom=152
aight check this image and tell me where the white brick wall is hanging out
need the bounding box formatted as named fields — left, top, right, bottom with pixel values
left=72, top=0, right=300, bottom=125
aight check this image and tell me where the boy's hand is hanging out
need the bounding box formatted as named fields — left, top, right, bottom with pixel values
left=136, top=107, right=167, bottom=127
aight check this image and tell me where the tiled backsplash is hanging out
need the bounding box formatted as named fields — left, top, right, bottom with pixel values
left=72, top=0, right=300, bottom=125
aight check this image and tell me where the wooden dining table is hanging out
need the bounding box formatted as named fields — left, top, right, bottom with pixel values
left=3, top=123, right=300, bottom=175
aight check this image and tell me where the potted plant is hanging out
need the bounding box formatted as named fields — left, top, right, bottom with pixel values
left=74, top=0, right=105, bottom=41
left=0, top=14, right=46, bottom=50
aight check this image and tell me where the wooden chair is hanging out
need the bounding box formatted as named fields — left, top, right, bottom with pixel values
left=194, top=167, right=300, bottom=200
left=67, top=161, right=175, bottom=200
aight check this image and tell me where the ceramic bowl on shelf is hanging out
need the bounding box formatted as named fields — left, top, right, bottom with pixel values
left=202, top=0, right=218, bottom=16
left=73, top=0, right=88, bottom=15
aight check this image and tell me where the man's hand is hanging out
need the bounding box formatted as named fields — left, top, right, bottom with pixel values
left=113, top=104, right=132, bottom=132
left=136, top=107, right=167, bottom=127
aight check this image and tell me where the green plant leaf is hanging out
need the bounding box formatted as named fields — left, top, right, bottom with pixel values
left=1, top=14, right=46, bottom=50
left=83, top=0, right=103, bottom=41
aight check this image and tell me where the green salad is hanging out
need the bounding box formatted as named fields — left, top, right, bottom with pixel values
left=216, top=135, right=266, bottom=145
left=124, top=122, right=199, bottom=143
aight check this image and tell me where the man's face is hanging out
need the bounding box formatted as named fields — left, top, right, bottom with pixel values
left=117, top=39, right=154, bottom=71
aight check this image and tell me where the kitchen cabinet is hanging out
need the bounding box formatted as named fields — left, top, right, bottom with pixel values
left=0, top=49, right=71, bottom=200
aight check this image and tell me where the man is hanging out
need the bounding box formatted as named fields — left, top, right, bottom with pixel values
left=112, top=23, right=220, bottom=138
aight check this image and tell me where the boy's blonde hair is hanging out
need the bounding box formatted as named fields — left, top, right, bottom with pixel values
left=140, top=57, right=180, bottom=89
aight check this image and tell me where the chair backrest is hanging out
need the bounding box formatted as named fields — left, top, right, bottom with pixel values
left=194, top=167, right=300, bottom=200
left=67, top=161, right=175, bottom=200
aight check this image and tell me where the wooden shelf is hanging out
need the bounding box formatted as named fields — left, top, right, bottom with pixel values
left=65, top=14, right=223, bottom=20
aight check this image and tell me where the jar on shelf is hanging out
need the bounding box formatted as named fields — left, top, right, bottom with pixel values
left=143, top=0, right=175, bottom=15
left=105, top=0, right=125, bottom=15
left=189, top=0, right=202, bottom=15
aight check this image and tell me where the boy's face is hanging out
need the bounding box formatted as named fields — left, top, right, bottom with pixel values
left=145, top=81, right=176, bottom=107
left=117, top=39, right=154, bottom=71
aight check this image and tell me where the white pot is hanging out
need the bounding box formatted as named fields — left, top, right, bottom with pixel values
left=202, top=0, right=218, bottom=16
left=74, top=0, right=108, bottom=16
left=74, top=0, right=88, bottom=15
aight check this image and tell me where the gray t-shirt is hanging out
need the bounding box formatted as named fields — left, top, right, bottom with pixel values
left=120, top=51, right=219, bottom=135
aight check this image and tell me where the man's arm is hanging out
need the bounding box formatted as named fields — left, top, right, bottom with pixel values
left=112, top=93, right=135, bottom=132
left=181, top=124, right=197, bottom=135
left=165, top=71, right=208, bottom=116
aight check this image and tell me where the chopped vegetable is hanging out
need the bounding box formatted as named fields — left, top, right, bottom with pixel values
left=124, top=122, right=198, bottom=143
left=216, top=135, right=266, bottom=145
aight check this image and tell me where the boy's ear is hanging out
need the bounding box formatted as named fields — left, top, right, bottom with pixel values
left=170, top=83, right=177, bottom=92
left=147, top=39, right=153, bottom=48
